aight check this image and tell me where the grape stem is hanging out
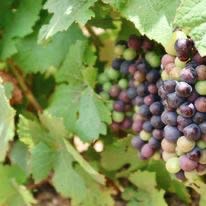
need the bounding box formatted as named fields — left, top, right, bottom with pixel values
left=84, top=24, right=103, bottom=48
left=8, top=59, right=43, bottom=113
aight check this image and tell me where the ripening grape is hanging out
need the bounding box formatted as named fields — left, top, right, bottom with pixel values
left=179, top=155, right=198, bottom=171
left=195, top=97, right=206, bottom=112
left=195, top=81, right=206, bottom=95
left=176, top=136, right=195, bottom=153
left=166, top=157, right=181, bottom=173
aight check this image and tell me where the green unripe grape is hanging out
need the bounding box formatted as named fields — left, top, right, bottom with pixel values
left=145, top=51, right=161, bottom=68
left=161, top=70, right=170, bottom=81
left=123, top=48, right=136, bottom=61
left=174, top=57, right=186, bottom=69
left=165, top=31, right=187, bottom=55
left=199, top=150, right=206, bottom=164
left=106, top=68, right=119, bottom=80
left=176, top=136, right=195, bottom=153
left=107, top=101, right=114, bottom=111
left=100, top=91, right=109, bottom=100
left=139, top=130, right=151, bottom=141
left=184, top=171, right=199, bottom=181
left=103, top=82, right=112, bottom=92
left=152, top=152, right=161, bottom=160
left=166, top=157, right=181, bottom=173
left=197, top=140, right=206, bottom=149
left=112, top=111, right=124, bottom=123
left=98, top=73, right=109, bottom=84
left=169, top=67, right=181, bottom=80
left=195, top=81, right=206, bottom=95
left=134, top=106, right=140, bottom=113
left=162, top=151, right=177, bottom=161
left=114, top=44, right=126, bottom=56
left=118, top=79, right=128, bottom=89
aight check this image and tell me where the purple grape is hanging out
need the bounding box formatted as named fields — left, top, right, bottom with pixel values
left=132, top=96, right=144, bottom=106
left=143, top=121, right=153, bottom=132
left=187, top=147, right=201, bottom=162
left=177, top=115, right=193, bottom=131
left=139, top=105, right=151, bottom=117
left=127, top=87, right=137, bottom=99
left=149, top=102, right=164, bottom=115
left=144, top=94, right=157, bottom=106
left=175, top=170, right=186, bottom=181
left=163, top=80, right=176, bottom=93
left=128, top=64, right=137, bottom=75
left=121, top=117, right=133, bottom=129
left=151, top=115, right=164, bottom=129
left=183, top=123, right=201, bottom=140
left=178, top=102, right=196, bottom=118
left=152, top=129, right=164, bottom=140
left=148, top=84, right=158, bottom=94
left=180, top=155, right=198, bottom=171
left=164, top=125, right=182, bottom=142
left=112, top=58, right=124, bottom=70
left=119, top=90, right=130, bottom=103
left=193, top=112, right=206, bottom=124
left=128, top=35, right=142, bottom=51
left=167, top=92, right=185, bottom=109
left=136, top=62, right=149, bottom=74
left=146, top=70, right=160, bottom=83
left=199, top=122, right=206, bottom=134
left=187, top=89, right=199, bottom=102
left=136, top=83, right=148, bottom=97
left=161, top=111, right=177, bottom=126
left=158, top=85, right=168, bottom=100
left=109, top=85, right=121, bottom=98
left=175, top=38, right=193, bottom=61
left=120, top=61, right=133, bottom=75
left=113, top=100, right=125, bottom=112
left=180, top=67, right=197, bottom=84
left=195, top=97, right=206, bottom=112
left=131, top=136, right=145, bottom=150
left=132, top=120, right=143, bottom=132
left=140, top=144, right=155, bottom=159
left=148, top=137, right=160, bottom=149
left=175, top=82, right=192, bottom=97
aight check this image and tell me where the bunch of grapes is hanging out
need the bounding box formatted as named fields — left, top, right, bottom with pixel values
left=97, top=35, right=165, bottom=160
left=159, top=31, right=206, bottom=181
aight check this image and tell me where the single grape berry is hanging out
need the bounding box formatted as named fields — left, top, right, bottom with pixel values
left=179, top=155, right=198, bottom=172
left=195, top=81, right=206, bottom=95
left=195, top=97, right=206, bottom=112
left=183, top=124, right=201, bottom=141
left=163, top=80, right=176, bottom=93
left=131, top=136, right=145, bottom=149
left=175, top=82, right=192, bottom=97
left=166, top=157, right=181, bottom=174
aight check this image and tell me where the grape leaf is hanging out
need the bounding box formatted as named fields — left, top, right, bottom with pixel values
left=14, top=24, right=84, bottom=74
left=31, top=142, right=55, bottom=182
left=0, top=84, right=16, bottom=162
left=104, top=0, right=180, bottom=47
left=0, top=0, right=42, bottom=59
left=55, top=40, right=96, bottom=85
left=174, top=0, right=206, bottom=56
left=10, top=141, right=30, bottom=176
left=47, top=84, right=83, bottom=133
left=38, top=0, right=97, bottom=42
left=101, top=137, right=146, bottom=173
left=76, top=87, right=111, bottom=142
left=47, top=85, right=111, bottom=142
left=128, top=171, right=167, bottom=206
left=0, top=164, right=35, bottom=206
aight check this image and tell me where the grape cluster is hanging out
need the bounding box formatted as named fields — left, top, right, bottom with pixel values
left=97, top=35, right=163, bottom=140
left=159, top=31, right=206, bottom=181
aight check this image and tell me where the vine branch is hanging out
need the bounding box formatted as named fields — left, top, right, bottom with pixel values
left=84, top=24, right=103, bottom=48
left=8, top=60, right=43, bottom=113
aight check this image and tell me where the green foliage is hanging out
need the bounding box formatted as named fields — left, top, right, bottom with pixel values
left=38, top=0, right=97, bottom=42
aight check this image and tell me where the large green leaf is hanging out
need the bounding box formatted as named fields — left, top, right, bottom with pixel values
left=128, top=171, right=167, bottom=206
left=38, top=0, right=97, bottom=42
left=76, top=88, right=111, bottom=142
left=104, top=0, right=180, bottom=47
left=0, top=0, right=42, bottom=59
left=14, top=24, right=84, bottom=74
left=0, top=84, right=16, bottom=162
left=174, top=0, right=206, bottom=56
left=0, top=164, right=35, bottom=206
